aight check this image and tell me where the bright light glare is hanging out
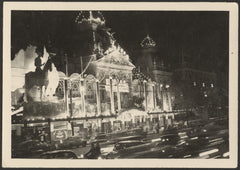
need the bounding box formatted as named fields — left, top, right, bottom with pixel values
left=199, top=149, right=219, bottom=157
left=209, top=138, right=223, bottom=143
left=152, top=138, right=161, bottom=142
left=180, top=135, right=188, bottom=139
left=190, top=137, right=198, bottom=140
left=223, top=152, right=229, bottom=157
left=183, top=154, right=191, bottom=158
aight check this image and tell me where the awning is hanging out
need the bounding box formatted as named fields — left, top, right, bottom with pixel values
left=128, top=109, right=148, bottom=117
left=117, top=109, right=148, bottom=121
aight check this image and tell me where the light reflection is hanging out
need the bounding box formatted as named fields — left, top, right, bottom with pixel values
left=190, top=137, right=198, bottom=140
left=199, top=149, right=219, bottom=157
left=183, top=154, right=191, bottom=158
left=223, top=152, right=229, bottom=157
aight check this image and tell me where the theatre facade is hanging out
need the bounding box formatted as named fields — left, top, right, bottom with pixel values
left=11, top=11, right=219, bottom=142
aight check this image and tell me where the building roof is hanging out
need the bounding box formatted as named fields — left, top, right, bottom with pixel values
left=94, top=44, right=135, bottom=69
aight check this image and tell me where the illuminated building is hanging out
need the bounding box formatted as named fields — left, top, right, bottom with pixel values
left=133, top=34, right=175, bottom=128
left=11, top=11, right=224, bottom=141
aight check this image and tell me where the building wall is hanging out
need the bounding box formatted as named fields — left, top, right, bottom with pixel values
left=172, top=67, right=217, bottom=114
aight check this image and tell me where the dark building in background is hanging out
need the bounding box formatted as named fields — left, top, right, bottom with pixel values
left=136, top=34, right=225, bottom=121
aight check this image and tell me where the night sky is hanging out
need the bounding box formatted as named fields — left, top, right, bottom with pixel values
left=11, top=11, right=229, bottom=87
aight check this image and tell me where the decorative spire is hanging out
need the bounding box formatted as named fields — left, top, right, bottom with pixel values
left=140, top=34, right=156, bottom=48
left=75, top=11, right=105, bottom=26
left=106, top=31, right=116, bottom=47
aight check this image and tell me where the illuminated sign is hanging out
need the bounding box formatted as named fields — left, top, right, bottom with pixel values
left=54, top=130, right=66, bottom=140
left=51, top=121, right=68, bottom=141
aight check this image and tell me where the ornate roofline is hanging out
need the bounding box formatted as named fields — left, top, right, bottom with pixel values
left=140, top=34, right=156, bottom=48
left=75, top=11, right=105, bottom=25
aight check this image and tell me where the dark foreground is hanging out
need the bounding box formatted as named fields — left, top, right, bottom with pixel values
left=12, top=118, right=229, bottom=159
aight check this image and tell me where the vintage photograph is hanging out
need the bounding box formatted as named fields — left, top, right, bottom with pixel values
left=3, top=2, right=238, bottom=168
left=11, top=10, right=230, bottom=159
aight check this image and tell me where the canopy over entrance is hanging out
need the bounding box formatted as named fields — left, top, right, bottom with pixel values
left=117, top=109, right=147, bottom=122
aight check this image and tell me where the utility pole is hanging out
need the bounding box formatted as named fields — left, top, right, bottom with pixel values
left=96, top=79, right=101, bottom=116
left=143, top=80, right=147, bottom=111
left=69, top=89, right=74, bottom=136
left=64, top=54, right=69, bottom=118
left=64, top=54, right=72, bottom=135
left=117, top=80, right=121, bottom=112
left=80, top=56, right=83, bottom=73
left=110, top=77, right=115, bottom=114
left=152, top=84, right=156, bottom=109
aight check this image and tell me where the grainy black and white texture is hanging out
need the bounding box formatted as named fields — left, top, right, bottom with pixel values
left=11, top=10, right=229, bottom=160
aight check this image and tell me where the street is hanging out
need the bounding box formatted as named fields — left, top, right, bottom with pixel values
left=67, top=126, right=229, bottom=159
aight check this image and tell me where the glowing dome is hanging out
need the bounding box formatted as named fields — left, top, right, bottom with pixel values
left=140, top=34, right=156, bottom=48
left=75, top=11, right=105, bottom=26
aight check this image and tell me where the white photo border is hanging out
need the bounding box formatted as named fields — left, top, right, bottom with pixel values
left=2, top=2, right=238, bottom=168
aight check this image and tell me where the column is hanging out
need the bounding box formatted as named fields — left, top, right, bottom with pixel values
left=163, top=115, right=167, bottom=129
left=159, top=84, right=164, bottom=111
left=48, top=119, right=52, bottom=143
left=96, top=80, right=101, bottom=116
left=98, top=118, right=102, bottom=132
left=167, top=91, right=172, bottom=111
left=165, top=84, right=170, bottom=111
left=143, top=80, right=147, bottom=111
left=158, top=114, right=161, bottom=124
left=69, top=89, right=74, bottom=136
left=150, top=114, right=153, bottom=122
left=110, top=77, right=115, bottom=114
left=110, top=119, right=114, bottom=133
left=80, top=78, right=86, bottom=117
left=165, top=114, right=169, bottom=127
left=122, top=119, right=125, bottom=130
left=139, top=116, right=142, bottom=124
left=156, top=83, right=160, bottom=108
left=64, top=78, right=69, bottom=116
left=117, top=82, right=121, bottom=112
left=163, top=89, right=168, bottom=111
left=138, top=81, right=141, bottom=97
left=170, top=115, right=173, bottom=126
left=152, top=84, right=156, bottom=109
left=132, top=116, right=135, bottom=124
left=69, top=89, right=73, bottom=117
left=143, top=116, right=146, bottom=123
